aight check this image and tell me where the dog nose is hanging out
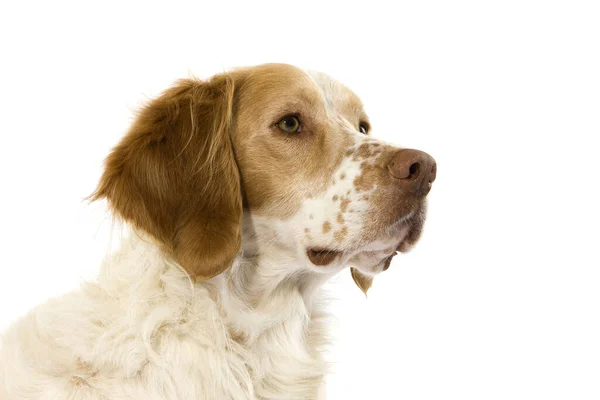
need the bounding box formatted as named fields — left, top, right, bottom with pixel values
left=387, top=149, right=437, bottom=196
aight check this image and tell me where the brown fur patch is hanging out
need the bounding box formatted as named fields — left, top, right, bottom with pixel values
left=353, top=143, right=375, bottom=160
left=323, top=221, right=332, bottom=233
left=340, top=198, right=351, bottom=212
left=353, top=162, right=378, bottom=192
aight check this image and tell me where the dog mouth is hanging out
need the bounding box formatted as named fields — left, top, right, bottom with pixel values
left=306, top=248, right=343, bottom=266
left=306, top=208, right=426, bottom=267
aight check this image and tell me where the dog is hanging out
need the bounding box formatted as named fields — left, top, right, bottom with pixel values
left=0, top=64, right=436, bottom=399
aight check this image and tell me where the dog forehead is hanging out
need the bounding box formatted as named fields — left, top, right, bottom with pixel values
left=237, top=64, right=322, bottom=104
left=306, top=70, right=366, bottom=122
left=234, top=65, right=366, bottom=130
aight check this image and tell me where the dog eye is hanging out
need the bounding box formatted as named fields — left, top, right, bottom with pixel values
left=276, top=116, right=302, bottom=133
left=359, top=122, right=369, bottom=134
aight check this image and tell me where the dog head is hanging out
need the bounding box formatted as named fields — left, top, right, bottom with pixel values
left=92, top=64, right=436, bottom=293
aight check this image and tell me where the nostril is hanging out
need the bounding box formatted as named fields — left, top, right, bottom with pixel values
left=408, top=162, right=421, bottom=180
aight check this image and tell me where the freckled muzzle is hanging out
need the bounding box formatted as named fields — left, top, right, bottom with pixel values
left=387, top=149, right=437, bottom=196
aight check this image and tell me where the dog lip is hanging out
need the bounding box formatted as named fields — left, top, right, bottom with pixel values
left=382, top=254, right=396, bottom=271
left=306, top=248, right=342, bottom=266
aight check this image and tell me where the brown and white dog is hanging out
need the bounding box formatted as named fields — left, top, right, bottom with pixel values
left=0, top=64, right=436, bottom=399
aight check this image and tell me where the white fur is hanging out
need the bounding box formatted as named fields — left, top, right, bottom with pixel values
left=0, top=226, right=333, bottom=399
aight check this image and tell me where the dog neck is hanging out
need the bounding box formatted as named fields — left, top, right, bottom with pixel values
left=214, top=215, right=336, bottom=343
left=102, top=224, right=334, bottom=345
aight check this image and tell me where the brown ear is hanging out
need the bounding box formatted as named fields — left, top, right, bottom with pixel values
left=90, top=75, right=242, bottom=280
left=351, top=267, right=373, bottom=296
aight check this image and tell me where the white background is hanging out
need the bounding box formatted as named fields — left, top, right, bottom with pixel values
left=1, top=1, right=599, bottom=399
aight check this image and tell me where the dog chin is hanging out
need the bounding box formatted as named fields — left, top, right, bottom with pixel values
left=396, top=218, right=426, bottom=253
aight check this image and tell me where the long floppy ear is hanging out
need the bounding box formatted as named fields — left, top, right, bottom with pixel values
left=90, top=75, right=242, bottom=280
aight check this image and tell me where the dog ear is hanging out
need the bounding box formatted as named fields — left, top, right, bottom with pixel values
left=351, top=267, right=373, bottom=296
left=90, top=75, right=242, bottom=281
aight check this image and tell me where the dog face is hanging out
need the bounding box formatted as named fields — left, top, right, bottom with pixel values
left=92, top=64, right=436, bottom=293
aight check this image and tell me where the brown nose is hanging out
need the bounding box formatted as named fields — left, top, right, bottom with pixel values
left=387, top=149, right=437, bottom=196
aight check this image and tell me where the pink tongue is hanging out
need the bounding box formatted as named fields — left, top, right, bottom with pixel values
left=307, top=249, right=341, bottom=266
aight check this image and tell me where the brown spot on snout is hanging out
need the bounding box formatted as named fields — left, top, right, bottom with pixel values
left=353, top=163, right=379, bottom=192
left=323, top=221, right=332, bottom=233
left=340, top=199, right=351, bottom=212
left=334, top=226, right=348, bottom=241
